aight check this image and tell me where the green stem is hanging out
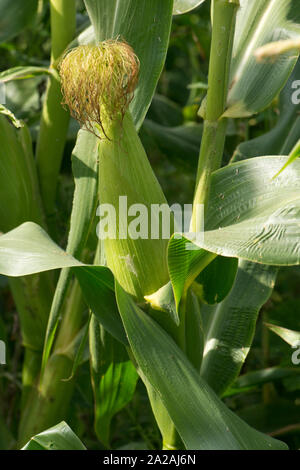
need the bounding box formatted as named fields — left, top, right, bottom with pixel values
left=9, top=273, right=54, bottom=407
left=150, top=0, right=239, bottom=450
left=36, top=0, right=76, bottom=235
left=146, top=293, right=188, bottom=450
left=54, top=279, right=86, bottom=352
left=191, top=0, right=239, bottom=231
left=18, top=278, right=86, bottom=447
left=49, top=0, right=76, bottom=65
left=156, top=1, right=239, bottom=449
left=262, top=311, right=273, bottom=404
left=146, top=383, right=184, bottom=451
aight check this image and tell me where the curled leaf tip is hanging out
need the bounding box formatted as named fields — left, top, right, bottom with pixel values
left=59, top=40, right=139, bottom=137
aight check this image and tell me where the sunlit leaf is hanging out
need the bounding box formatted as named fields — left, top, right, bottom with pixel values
left=22, top=422, right=86, bottom=450
left=224, top=0, right=300, bottom=118
left=173, top=0, right=206, bottom=15
left=0, top=66, right=53, bottom=83
left=234, top=58, right=300, bottom=160
left=266, top=323, right=300, bottom=346
left=115, top=282, right=287, bottom=450
left=201, top=260, right=278, bottom=396
left=180, top=156, right=300, bottom=266
left=41, top=130, right=99, bottom=370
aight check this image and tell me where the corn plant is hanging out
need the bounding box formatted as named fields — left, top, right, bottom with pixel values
left=0, top=0, right=300, bottom=450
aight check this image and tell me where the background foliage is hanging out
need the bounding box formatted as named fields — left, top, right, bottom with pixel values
left=0, top=0, right=299, bottom=450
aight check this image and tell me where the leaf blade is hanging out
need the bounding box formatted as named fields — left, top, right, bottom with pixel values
left=115, top=282, right=287, bottom=450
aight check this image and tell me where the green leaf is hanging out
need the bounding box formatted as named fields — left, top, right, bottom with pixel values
left=145, top=281, right=179, bottom=326
left=167, top=245, right=237, bottom=312
left=142, top=120, right=202, bottom=170
left=83, top=0, right=173, bottom=129
left=273, top=139, right=300, bottom=178
left=173, top=0, right=206, bottom=15
left=115, top=282, right=287, bottom=450
left=2, top=77, right=42, bottom=122
left=90, top=316, right=138, bottom=447
left=224, top=367, right=300, bottom=397
left=0, top=221, right=126, bottom=345
left=75, top=267, right=127, bottom=345
left=266, top=323, right=300, bottom=346
left=200, top=260, right=278, bottom=396
left=0, top=412, right=15, bottom=450
left=224, top=0, right=300, bottom=118
left=0, top=222, right=83, bottom=276
left=196, top=256, right=238, bottom=305
left=22, top=421, right=86, bottom=450
left=0, top=114, right=44, bottom=232
left=233, top=58, right=300, bottom=160
left=168, top=236, right=216, bottom=310
left=168, top=154, right=300, bottom=308
left=61, top=315, right=92, bottom=381
left=41, top=130, right=99, bottom=370
left=0, top=0, right=38, bottom=43
left=0, top=111, right=54, bottom=356
left=182, top=156, right=300, bottom=266
left=147, top=286, right=204, bottom=373
left=0, top=104, right=22, bottom=128
left=146, top=94, right=183, bottom=127
left=69, top=24, right=95, bottom=48
left=237, top=401, right=300, bottom=437
left=203, top=62, right=300, bottom=397
left=0, top=66, right=53, bottom=83
left=185, top=289, right=204, bottom=371
left=254, top=37, right=300, bottom=61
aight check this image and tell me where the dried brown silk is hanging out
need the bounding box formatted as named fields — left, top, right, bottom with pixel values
left=59, top=40, right=139, bottom=138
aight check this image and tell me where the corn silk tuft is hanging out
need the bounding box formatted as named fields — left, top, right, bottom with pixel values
left=59, top=40, right=139, bottom=137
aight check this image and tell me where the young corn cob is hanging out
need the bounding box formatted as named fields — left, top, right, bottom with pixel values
left=60, top=41, right=173, bottom=301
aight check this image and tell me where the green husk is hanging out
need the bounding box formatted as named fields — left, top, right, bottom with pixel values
left=60, top=41, right=173, bottom=300
left=98, top=112, right=172, bottom=300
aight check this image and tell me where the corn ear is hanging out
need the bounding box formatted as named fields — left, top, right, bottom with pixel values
left=98, top=112, right=172, bottom=300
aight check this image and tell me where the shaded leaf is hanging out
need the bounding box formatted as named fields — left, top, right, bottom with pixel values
left=224, top=367, right=300, bottom=397
left=90, top=316, right=138, bottom=447
left=75, top=267, right=126, bottom=345
left=196, top=256, right=238, bottom=305
left=142, top=120, right=201, bottom=170
left=0, top=0, right=38, bottom=43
